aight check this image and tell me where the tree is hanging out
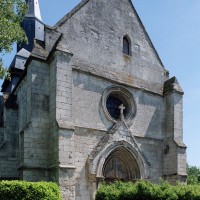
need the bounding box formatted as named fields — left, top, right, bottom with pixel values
left=0, top=0, right=27, bottom=79
left=187, top=164, right=200, bottom=185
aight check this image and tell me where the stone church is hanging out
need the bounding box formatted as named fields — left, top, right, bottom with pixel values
left=0, top=0, right=187, bottom=199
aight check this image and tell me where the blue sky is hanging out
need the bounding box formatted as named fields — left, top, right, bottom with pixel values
left=2, top=0, right=200, bottom=166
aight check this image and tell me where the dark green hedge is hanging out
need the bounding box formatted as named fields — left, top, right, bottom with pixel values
left=96, top=181, right=200, bottom=200
left=0, top=181, right=61, bottom=200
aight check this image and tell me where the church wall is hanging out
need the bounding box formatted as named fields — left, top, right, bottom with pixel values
left=29, top=60, right=50, bottom=180
left=73, top=128, right=105, bottom=200
left=163, top=91, right=186, bottom=180
left=17, top=76, right=30, bottom=132
left=17, top=60, right=50, bottom=181
left=0, top=108, right=19, bottom=179
left=17, top=74, right=30, bottom=180
left=49, top=55, right=59, bottom=182
left=72, top=70, right=165, bottom=140
left=135, top=137, right=163, bottom=182
left=57, top=0, right=168, bottom=86
left=177, top=147, right=187, bottom=176
left=0, top=75, right=26, bottom=180
left=163, top=94, right=177, bottom=176
left=55, top=52, right=73, bottom=124
left=58, top=129, right=76, bottom=200
left=173, top=93, right=183, bottom=141
left=130, top=92, right=164, bottom=140
left=30, top=60, right=50, bottom=171
left=51, top=51, right=77, bottom=199
left=163, top=140, right=178, bottom=175
left=71, top=69, right=165, bottom=192
left=0, top=128, right=3, bottom=142
left=72, top=70, right=112, bottom=131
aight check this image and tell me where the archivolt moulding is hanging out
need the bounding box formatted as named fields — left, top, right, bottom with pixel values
left=88, top=140, right=150, bottom=181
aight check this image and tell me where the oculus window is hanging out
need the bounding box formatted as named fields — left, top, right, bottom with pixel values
left=102, top=86, right=136, bottom=124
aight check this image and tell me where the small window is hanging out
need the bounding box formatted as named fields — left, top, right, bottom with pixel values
left=123, top=35, right=131, bottom=56
left=0, top=112, right=3, bottom=128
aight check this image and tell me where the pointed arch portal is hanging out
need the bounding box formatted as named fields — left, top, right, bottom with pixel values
left=88, top=140, right=150, bottom=198
left=103, top=147, right=140, bottom=182
left=88, top=140, right=150, bottom=184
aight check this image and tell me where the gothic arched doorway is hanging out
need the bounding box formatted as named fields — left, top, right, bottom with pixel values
left=103, top=147, right=141, bottom=182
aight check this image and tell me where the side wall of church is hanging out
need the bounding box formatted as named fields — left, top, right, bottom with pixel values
left=16, top=60, right=50, bottom=181
left=17, top=73, right=31, bottom=179
left=49, top=55, right=59, bottom=182
left=0, top=107, right=19, bottom=179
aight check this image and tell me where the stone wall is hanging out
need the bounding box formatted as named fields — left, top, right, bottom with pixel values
left=163, top=85, right=187, bottom=182
left=49, top=53, right=59, bottom=182
left=72, top=70, right=165, bottom=139
left=73, top=128, right=105, bottom=200
left=17, top=60, right=50, bottom=181
left=0, top=107, right=19, bottom=179
left=56, top=0, right=168, bottom=86
left=69, top=61, right=166, bottom=200
left=52, top=51, right=76, bottom=199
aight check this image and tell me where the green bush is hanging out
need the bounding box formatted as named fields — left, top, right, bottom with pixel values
left=187, top=164, right=200, bottom=185
left=96, top=181, right=200, bottom=200
left=0, top=181, right=61, bottom=200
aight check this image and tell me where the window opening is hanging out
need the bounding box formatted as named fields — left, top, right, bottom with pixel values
left=123, top=36, right=131, bottom=55
left=106, top=95, right=128, bottom=120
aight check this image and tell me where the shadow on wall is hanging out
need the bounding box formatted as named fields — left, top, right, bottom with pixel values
left=137, top=91, right=164, bottom=139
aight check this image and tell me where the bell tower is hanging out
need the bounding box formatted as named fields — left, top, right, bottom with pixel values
left=17, top=0, right=44, bottom=52
left=1, top=0, right=44, bottom=94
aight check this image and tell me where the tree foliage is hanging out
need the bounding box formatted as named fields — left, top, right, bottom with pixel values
left=187, top=164, right=200, bottom=185
left=0, top=0, right=27, bottom=79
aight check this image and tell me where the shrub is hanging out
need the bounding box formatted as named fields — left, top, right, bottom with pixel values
left=96, top=181, right=200, bottom=200
left=187, top=164, right=200, bottom=185
left=0, top=181, right=61, bottom=200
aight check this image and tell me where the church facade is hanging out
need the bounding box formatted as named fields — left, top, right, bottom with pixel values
left=0, top=0, right=187, bottom=199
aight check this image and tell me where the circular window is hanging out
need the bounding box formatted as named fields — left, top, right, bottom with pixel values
left=106, top=94, right=129, bottom=120
left=102, top=86, right=136, bottom=123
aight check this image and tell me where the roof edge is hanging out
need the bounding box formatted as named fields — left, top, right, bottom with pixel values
left=11, top=31, right=64, bottom=95
left=54, top=0, right=166, bottom=70
left=128, top=0, right=165, bottom=68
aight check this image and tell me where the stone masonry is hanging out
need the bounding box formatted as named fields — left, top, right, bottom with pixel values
left=0, top=0, right=187, bottom=199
